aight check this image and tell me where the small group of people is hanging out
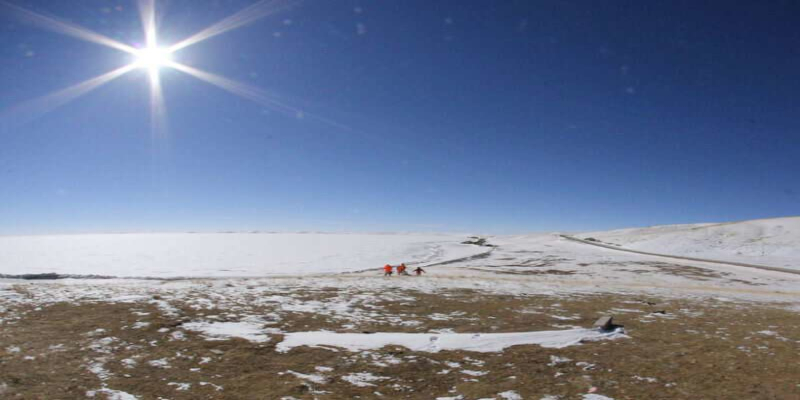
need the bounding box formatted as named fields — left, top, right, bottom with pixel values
left=383, top=263, right=425, bottom=276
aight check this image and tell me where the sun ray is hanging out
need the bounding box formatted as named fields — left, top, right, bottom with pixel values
left=167, top=61, right=302, bottom=116
left=0, top=64, right=137, bottom=127
left=137, top=0, right=158, bottom=48
left=131, top=0, right=171, bottom=146
left=168, top=0, right=299, bottom=53
left=148, top=69, right=168, bottom=141
left=0, top=1, right=136, bottom=54
left=168, top=62, right=351, bottom=130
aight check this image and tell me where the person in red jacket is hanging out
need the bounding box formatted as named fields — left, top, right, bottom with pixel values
left=397, top=263, right=407, bottom=276
left=383, top=264, right=393, bottom=276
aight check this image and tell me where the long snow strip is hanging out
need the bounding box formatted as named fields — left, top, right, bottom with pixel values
left=277, top=328, right=627, bottom=353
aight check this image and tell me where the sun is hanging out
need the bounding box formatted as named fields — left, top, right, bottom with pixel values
left=1, top=0, right=330, bottom=134
left=133, top=46, right=172, bottom=71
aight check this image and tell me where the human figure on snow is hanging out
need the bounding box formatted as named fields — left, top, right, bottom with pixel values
left=383, top=264, right=393, bottom=276
left=397, top=263, right=408, bottom=276
left=414, top=267, right=425, bottom=276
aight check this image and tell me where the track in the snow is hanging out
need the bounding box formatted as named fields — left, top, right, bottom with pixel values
left=559, top=235, right=800, bottom=276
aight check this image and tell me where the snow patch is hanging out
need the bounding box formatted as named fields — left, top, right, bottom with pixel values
left=285, top=370, right=327, bottom=384
left=86, top=388, right=138, bottom=399
left=341, top=372, right=387, bottom=387
left=583, top=394, right=615, bottom=400
left=147, top=358, right=170, bottom=368
left=498, top=391, right=523, bottom=400
left=168, top=382, right=191, bottom=391
left=548, top=355, right=572, bottom=366
left=182, top=321, right=272, bottom=343
left=461, top=369, right=488, bottom=376
left=277, top=328, right=627, bottom=353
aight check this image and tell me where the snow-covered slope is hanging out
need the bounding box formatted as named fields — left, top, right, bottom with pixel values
left=0, top=233, right=487, bottom=278
left=581, top=217, right=800, bottom=268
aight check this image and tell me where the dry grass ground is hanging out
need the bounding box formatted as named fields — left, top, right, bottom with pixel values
left=1, top=285, right=799, bottom=399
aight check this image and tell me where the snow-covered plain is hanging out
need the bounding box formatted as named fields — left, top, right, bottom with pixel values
left=0, top=217, right=798, bottom=304
left=0, top=233, right=487, bottom=278
left=582, top=217, right=800, bottom=269
left=1, top=217, right=797, bottom=279
left=2, top=218, right=799, bottom=400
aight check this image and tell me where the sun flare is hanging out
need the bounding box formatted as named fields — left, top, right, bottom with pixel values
left=133, top=47, right=172, bottom=70
left=0, top=0, right=326, bottom=133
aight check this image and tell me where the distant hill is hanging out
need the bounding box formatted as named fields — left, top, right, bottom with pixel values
left=581, top=217, right=800, bottom=268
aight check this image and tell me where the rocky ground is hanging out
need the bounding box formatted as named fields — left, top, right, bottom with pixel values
left=1, top=277, right=799, bottom=400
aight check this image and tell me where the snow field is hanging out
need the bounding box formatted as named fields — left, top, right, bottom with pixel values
left=582, top=216, right=800, bottom=269
left=0, top=232, right=487, bottom=278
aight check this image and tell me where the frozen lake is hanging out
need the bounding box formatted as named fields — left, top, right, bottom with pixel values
left=0, top=233, right=486, bottom=278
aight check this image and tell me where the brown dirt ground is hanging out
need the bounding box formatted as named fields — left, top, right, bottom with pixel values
left=1, top=287, right=799, bottom=399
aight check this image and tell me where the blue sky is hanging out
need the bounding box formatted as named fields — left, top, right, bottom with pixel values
left=1, top=0, right=798, bottom=234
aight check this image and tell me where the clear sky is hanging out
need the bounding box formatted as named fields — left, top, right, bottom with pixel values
left=1, top=0, right=798, bottom=234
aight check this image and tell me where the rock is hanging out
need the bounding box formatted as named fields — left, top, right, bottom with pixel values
left=594, top=315, right=614, bottom=331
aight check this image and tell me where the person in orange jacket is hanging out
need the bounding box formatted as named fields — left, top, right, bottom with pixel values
left=383, top=264, right=393, bottom=276
left=397, top=263, right=407, bottom=276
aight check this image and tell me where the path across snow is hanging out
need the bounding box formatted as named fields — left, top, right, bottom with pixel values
left=580, top=217, right=800, bottom=270
left=560, top=235, right=800, bottom=276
